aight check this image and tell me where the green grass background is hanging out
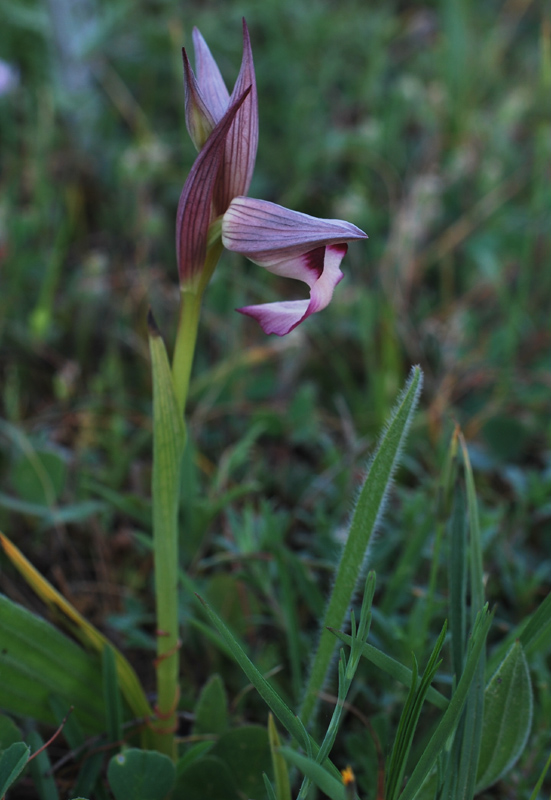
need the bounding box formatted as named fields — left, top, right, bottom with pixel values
left=0, top=0, right=550, bottom=796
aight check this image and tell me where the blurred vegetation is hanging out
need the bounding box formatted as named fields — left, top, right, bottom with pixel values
left=0, top=0, right=550, bottom=796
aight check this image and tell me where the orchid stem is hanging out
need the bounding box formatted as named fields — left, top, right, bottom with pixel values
left=172, top=239, right=224, bottom=417
left=150, top=243, right=223, bottom=758
left=172, top=290, right=203, bottom=419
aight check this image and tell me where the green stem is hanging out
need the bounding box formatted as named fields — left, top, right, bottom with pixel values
left=171, top=236, right=223, bottom=416
left=149, top=323, right=186, bottom=758
left=150, top=238, right=223, bottom=757
left=172, top=290, right=203, bottom=420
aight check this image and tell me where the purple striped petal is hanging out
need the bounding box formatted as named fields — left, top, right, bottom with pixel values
left=182, top=48, right=217, bottom=150
left=222, top=197, right=367, bottom=262
left=214, top=20, right=258, bottom=214
left=237, top=244, right=347, bottom=336
left=192, top=27, right=230, bottom=121
left=176, top=87, right=251, bottom=287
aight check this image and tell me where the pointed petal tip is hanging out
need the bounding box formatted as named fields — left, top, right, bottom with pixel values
left=237, top=301, right=310, bottom=336
left=223, top=197, right=367, bottom=259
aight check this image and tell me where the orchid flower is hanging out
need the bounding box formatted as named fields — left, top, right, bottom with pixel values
left=176, top=20, right=258, bottom=290
left=176, top=20, right=367, bottom=336
left=222, top=197, right=368, bottom=336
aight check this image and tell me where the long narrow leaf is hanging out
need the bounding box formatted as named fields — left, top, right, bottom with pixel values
left=300, top=366, right=423, bottom=727
left=268, top=714, right=292, bottom=800
left=28, top=730, right=59, bottom=800
left=0, top=595, right=106, bottom=732
left=449, top=487, right=467, bottom=679
left=459, top=434, right=485, bottom=619
left=330, top=634, right=448, bottom=711
left=195, top=595, right=307, bottom=747
left=0, top=533, right=153, bottom=730
left=386, top=624, right=447, bottom=800
left=519, top=589, right=551, bottom=656
left=277, top=749, right=345, bottom=800
left=103, top=646, right=124, bottom=744
left=453, top=435, right=486, bottom=800
left=195, top=594, right=342, bottom=783
left=398, top=605, right=493, bottom=800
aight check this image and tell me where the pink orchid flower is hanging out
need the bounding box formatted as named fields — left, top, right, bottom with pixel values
left=176, top=20, right=367, bottom=336
left=177, top=20, right=258, bottom=289
left=222, top=197, right=368, bottom=336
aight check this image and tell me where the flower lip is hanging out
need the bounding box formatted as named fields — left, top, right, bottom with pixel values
left=237, top=242, right=349, bottom=336
left=222, top=197, right=367, bottom=335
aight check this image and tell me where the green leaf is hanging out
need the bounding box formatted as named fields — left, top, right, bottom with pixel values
left=459, top=434, right=485, bottom=620
left=0, top=713, right=23, bottom=750
left=278, top=748, right=345, bottom=800
left=210, top=726, right=271, bottom=798
left=107, top=748, right=176, bottom=800
left=397, top=605, right=493, bottom=800
left=329, top=630, right=448, bottom=711
left=174, top=755, right=240, bottom=800
left=268, top=714, right=291, bottom=800
left=0, top=493, right=106, bottom=526
left=528, top=748, right=551, bottom=800
left=520, top=589, right=551, bottom=656
left=195, top=595, right=307, bottom=747
left=448, top=487, right=467, bottom=678
left=264, top=773, right=278, bottom=800
left=11, top=449, right=67, bottom=506
left=194, top=595, right=342, bottom=784
left=0, top=741, right=30, bottom=797
left=0, top=595, right=106, bottom=733
left=385, top=624, right=446, bottom=800
left=72, top=752, right=105, bottom=800
left=0, top=534, right=152, bottom=735
left=193, top=674, right=228, bottom=736
left=103, top=645, right=124, bottom=744
left=300, top=366, right=423, bottom=727
left=476, top=641, right=533, bottom=792
left=28, top=730, right=59, bottom=800
left=451, top=436, right=486, bottom=800
left=175, top=742, right=215, bottom=777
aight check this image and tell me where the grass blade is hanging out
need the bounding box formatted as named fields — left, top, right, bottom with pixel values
left=277, top=748, right=345, bottom=800
left=397, top=605, right=493, bottom=800
left=195, top=594, right=342, bottom=782
left=329, top=630, right=449, bottom=711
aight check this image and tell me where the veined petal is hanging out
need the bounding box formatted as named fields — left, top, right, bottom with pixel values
left=214, top=20, right=258, bottom=213
left=237, top=243, right=347, bottom=336
left=222, top=197, right=367, bottom=261
left=182, top=48, right=217, bottom=151
left=192, top=27, right=230, bottom=121
left=176, top=86, right=251, bottom=288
